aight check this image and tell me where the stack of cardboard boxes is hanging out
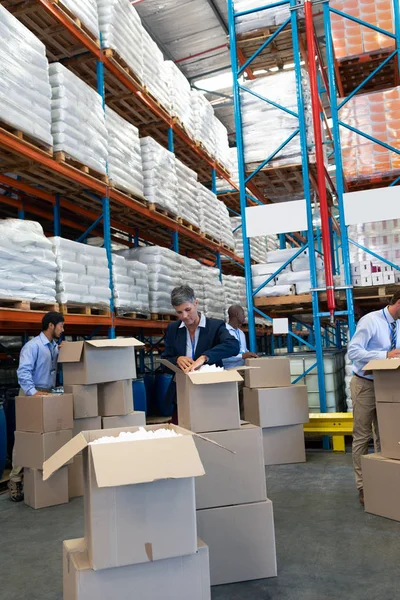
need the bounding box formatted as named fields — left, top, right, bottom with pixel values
left=43, top=424, right=211, bottom=599
left=161, top=359, right=277, bottom=585
left=362, top=359, right=400, bottom=521
left=243, top=357, right=309, bottom=466
left=14, top=393, right=73, bottom=509
left=59, top=338, right=146, bottom=500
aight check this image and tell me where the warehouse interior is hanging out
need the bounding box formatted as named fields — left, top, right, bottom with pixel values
left=1, top=0, right=400, bottom=598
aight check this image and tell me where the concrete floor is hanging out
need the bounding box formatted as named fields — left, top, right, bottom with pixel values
left=1, top=452, right=400, bottom=600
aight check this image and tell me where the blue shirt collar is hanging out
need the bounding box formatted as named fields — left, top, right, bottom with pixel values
left=384, top=306, right=395, bottom=324
left=179, top=313, right=206, bottom=329
left=39, top=331, right=56, bottom=347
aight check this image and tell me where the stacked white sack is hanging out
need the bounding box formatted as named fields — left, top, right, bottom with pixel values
left=191, top=91, right=216, bottom=158
left=112, top=255, right=149, bottom=314
left=240, top=70, right=313, bottom=171
left=142, top=28, right=170, bottom=110
left=218, top=201, right=235, bottom=249
left=166, top=61, right=195, bottom=138
left=201, top=266, right=225, bottom=320
left=222, top=274, right=240, bottom=319
left=62, top=0, right=99, bottom=38
left=51, top=237, right=110, bottom=306
left=0, top=220, right=56, bottom=303
left=175, top=159, right=200, bottom=229
left=96, top=0, right=143, bottom=82
left=105, top=106, right=143, bottom=196
left=0, top=5, right=52, bottom=147
left=140, top=137, right=179, bottom=215
left=180, top=256, right=205, bottom=312
left=198, top=184, right=220, bottom=241
left=118, top=246, right=181, bottom=315
left=234, top=0, right=292, bottom=34
left=214, top=117, right=231, bottom=172
left=49, top=63, right=108, bottom=175
left=217, top=148, right=239, bottom=191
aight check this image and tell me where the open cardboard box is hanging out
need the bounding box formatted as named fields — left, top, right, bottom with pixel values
left=160, top=361, right=256, bottom=433
left=365, top=358, right=400, bottom=403
left=59, top=338, right=144, bottom=385
left=43, top=424, right=205, bottom=570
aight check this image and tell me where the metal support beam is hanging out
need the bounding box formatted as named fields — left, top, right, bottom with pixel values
left=54, top=193, right=61, bottom=236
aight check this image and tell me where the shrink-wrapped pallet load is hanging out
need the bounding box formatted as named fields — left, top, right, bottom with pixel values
left=140, top=137, right=179, bottom=215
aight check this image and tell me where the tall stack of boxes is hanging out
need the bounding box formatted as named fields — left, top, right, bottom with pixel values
left=14, top=393, right=73, bottom=509
left=43, top=424, right=211, bottom=599
left=161, top=359, right=277, bottom=585
left=243, top=357, right=309, bottom=466
left=59, top=338, right=146, bottom=499
left=362, top=359, right=400, bottom=521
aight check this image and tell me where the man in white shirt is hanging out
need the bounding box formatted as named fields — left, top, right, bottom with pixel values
left=223, top=305, right=258, bottom=416
left=348, top=291, right=400, bottom=505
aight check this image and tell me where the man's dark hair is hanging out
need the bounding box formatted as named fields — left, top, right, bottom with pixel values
left=41, top=311, right=64, bottom=331
left=390, top=290, right=400, bottom=305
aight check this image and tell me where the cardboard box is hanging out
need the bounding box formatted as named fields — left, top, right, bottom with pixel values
left=43, top=424, right=205, bottom=570
left=362, top=453, right=400, bottom=522
left=244, top=357, right=291, bottom=389
left=68, top=455, right=84, bottom=499
left=58, top=338, right=143, bottom=385
left=98, top=380, right=133, bottom=417
left=102, top=411, right=145, bottom=429
left=14, top=430, right=72, bottom=470
left=73, top=417, right=102, bottom=437
left=160, top=359, right=241, bottom=433
left=64, top=385, right=98, bottom=419
left=24, top=466, right=68, bottom=509
left=196, top=500, right=277, bottom=585
left=384, top=272, right=395, bottom=284
left=16, top=394, right=73, bottom=433
left=244, top=386, right=309, bottom=428
left=262, top=424, right=306, bottom=466
left=194, top=424, right=267, bottom=509
left=376, top=403, right=400, bottom=460
left=63, top=538, right=211, bottom=600
left=365, top=359, right=400, bottom=403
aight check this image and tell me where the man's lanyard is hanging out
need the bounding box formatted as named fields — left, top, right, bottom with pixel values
left=231, top=328, right=242, bottom=350
left=48, top=343, right=57, bottom=364
left=382, top=308, right=397, bottom=345
left=191, top=337, right=196, bottom=360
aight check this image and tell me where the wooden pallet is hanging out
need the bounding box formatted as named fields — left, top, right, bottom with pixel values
left=60, top=303, right=110, bottom=317
left=353, top=285, right=398, bottom=300
left=338, top=47, right=396, bottom=96
left=116, top=310, right=151, bottom=320
left=148, top=203, right=178, bottom=221
left=54, top=151, right=109, bottom=184
left=103, top=48, right=143, bottom=89
left=0, top=298, right=59, bottom=312
left=108, top=181, right=147, bottom=205
left=177, top=217, right=201, bottom=234
left=150, top=313, right=177, bottom=322
left=51, top=0, right=100, bottom=46
left=200, top=232, right=220, bottom=245
left=0, top=120, right=53, bottom=155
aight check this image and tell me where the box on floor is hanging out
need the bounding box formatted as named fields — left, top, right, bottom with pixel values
left=362, top=453, right=400, bottom=522
left=24, top=466, right=69, bottom=509
left=102, top=411, right=145, bottom=428
left=262, top=424, right=306, bottom=466
left=43, top=424, right=205, bottom=570
left=376, top=402, right=400, bottom=460
left=16, top=394, right=73, bottom=432
left=59, top=338, right=143, bottom=385
left=68, top=455, right=84, bottom=499
left=244, top=357, right=291, bottom=389
left=63, top=538, right=211, bottom=600
left=244, top=385, right=309, bottom=428
left=160, top=359, right=241, bottom=433
left=98, top=379, right=133, bottom=416
left=194, top=424, right=267, bottom=509
left=14, top=430, right=72, bottom=470
left=73, top=417, right=102, bottom=437
left=64, top=385, right=98, bottom=419
left=196, top=500, right=277, bottom=586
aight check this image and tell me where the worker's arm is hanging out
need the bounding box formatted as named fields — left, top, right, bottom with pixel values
left=17, top=342, right=39, bottom=396
left=347, top=317, right=388, bottom=367
left=203, top=322, right=240, bottom=366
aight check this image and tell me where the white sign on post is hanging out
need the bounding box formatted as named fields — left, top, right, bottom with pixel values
left=245, top=200, right=307, bottom=238
left=273, top=318, right=289, bottom=335
left=344, top=187, right=400, bottom=226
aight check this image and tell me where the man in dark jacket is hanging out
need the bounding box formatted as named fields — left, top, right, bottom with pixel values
left=162, top=285, right=240, bottom=372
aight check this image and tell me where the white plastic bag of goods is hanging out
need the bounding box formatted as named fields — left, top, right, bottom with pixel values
left=246, top=200, right=308, bottom=238
left=62, top=0, right=99, bottom=38
left=254, top=284, right=294, bottom=298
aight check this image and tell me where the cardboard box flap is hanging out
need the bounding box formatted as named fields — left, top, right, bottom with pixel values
left=365, top=359, right=400, bottom=371
left=58, top=341, right=84, bottom=363
left=90, top=434, right=205, bottom=487
left=85, top=338, right=144, bottom=349
left=43, top=433, right=88, bottom=480
left=159, top=359, right=181, bottom=374
left=187, top=370, right=243, bottom=384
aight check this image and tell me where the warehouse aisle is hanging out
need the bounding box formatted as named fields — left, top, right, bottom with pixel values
left=0, top=452, right=399, bottom=600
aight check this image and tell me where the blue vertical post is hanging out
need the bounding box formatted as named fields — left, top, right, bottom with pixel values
left=335, top=320, right=342, bottom=349
left=216, top=251, right=223, bottom=282
left=279, top=234, right=286, bottom=249
left=227, top=0, right=257, bottom=352
left=18, top=201, right=24, bottom=220
left=211, top=168, right=217, bottom=194
left=323, top=2, right=355, bottom=337
left=54, top=193, right=61, bottom=236
left=168, top=127, right=174, bottom=153
left=270, top=333, right=275, bottom=356
left=168, top=126, right=179, bottom=256
left=172, top=231, right=179, bottom=253
left=394, top=0, right=400, bottom=79
left=287, top=318, right=294, bottom=353
left=292, top=0, right=327, bottom=412
left=334, top=230, right=340, bottom=275
left=328, top=216, right=336, bottom=275
left=134, top=229, right=139, bottom=247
